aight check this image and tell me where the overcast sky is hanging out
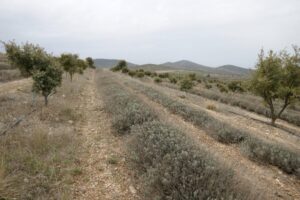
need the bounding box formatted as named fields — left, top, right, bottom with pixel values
left=0, top=0, right=299, bottom=68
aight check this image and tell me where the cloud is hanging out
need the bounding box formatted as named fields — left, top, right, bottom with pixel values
left=1, top=0, right=299, bottom=67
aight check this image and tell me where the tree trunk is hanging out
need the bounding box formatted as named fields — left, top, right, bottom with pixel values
left=271, top=116, right=276, bottom=126
left=70, top=73, right=73, bottom=82
left=267, top=97, right=277, bottom=126
left=44, top=95, right=48, bottom=106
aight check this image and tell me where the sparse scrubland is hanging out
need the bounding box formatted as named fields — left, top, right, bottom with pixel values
left=0, top=43, right=299, bottom=199
left=116, top=48, right=300, bottom=127
left=124, top=80, right=300, bottom=177
left=97, top=73, right=251, bottom=199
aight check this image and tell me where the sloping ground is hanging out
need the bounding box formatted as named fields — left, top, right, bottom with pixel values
left=0, top=53, right=22, bottom=82
left=107, top=70, right=300, bottom=199
left=129, top=78, right=300, bottom=150
left=0, top=78, right=31, bottom=93
left=1, top=69, right=299, bottom=199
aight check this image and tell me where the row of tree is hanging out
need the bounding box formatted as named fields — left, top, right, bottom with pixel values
left=2, top=41, right=95, bottom=105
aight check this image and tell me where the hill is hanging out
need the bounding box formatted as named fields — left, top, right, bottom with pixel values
left=131, top=64, right=175, bottom=71
left=162, top=60, right=213, bottom=72
left=93, top=58, right=136, bottom=68
left=162, top=60, right=251, bottom=76
left=216, top=65, right=252, bottom=76
left=93, top=58, right=251, bottom=76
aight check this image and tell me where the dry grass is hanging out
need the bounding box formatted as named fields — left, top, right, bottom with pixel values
left=0, top=71, right=89, bottom=199
left=0, top=69, right=22, bottom=82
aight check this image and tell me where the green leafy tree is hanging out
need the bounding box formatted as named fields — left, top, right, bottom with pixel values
left=59, top=53, right=79, bottom=81
left=3, top=41, right=50, bottom=77
left=32, top=62, right=62, bottom=106
left=4, top=41, right=63, bottom=105
left=86, top=57, right=95, bottom=69
left=111, top=60, right=127, bottom=71
left=251, top=47, right=300, bottom=126
left=77, top=59, right=88, bottom=74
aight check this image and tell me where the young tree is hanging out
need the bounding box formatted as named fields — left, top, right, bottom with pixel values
left=111, top=60, right=127, bottom=71
left=59, top=53, right=78, bottom=81
left=77, top=59, right=88, bottom=74
left=86, top=57, right=96, bottom=69
left=32, top=62, right=62, bottom=106
left=251, top=47, right=300, bottom=126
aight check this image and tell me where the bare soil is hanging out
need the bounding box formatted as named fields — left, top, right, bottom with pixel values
left=71, top=71, right=140, bottom=200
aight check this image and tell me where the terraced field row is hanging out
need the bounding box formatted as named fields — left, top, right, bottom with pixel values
left=97, top=70, right=300, bottom=200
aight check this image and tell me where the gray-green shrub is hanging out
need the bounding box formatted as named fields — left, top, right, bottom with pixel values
left=130, top=121, right=247, bottom=200
left=126, top=81, right=300, bottom=177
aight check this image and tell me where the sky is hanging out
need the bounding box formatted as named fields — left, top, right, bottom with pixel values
left=0, top=0, right=299, bottom=68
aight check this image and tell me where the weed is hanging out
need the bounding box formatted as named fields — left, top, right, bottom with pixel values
left=206, top=104, right=217, bottom=111
left=154, top=77, right=162, bottom=83
left=107, top=155, right=119, bottom=165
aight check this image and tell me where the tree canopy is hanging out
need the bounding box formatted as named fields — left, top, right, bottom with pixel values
left=251, top=46, right=300, bottom=125
left=3, top=41, right=51, bottom=77
left=86, top=57, right=95, bottom=69
left=111, top=60, right=127, bottom=71
left=3, top=41, right=63, bottom=105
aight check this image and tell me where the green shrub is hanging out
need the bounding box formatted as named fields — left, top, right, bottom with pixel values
left=180, top=79, right=193, bottom=91
left=158, top=73, right=169, bottom=78
left=205, top=84, right=212, bottom=89
left=151, top=72, right=158, bottom=77
left=136, top=71, right=145, bottom=78
left=169, top=77, right=177, bottom=84
left=121, top=67, right=129, bottom=73
left=111, top=60, right=127, bottom=72
left=228, top=81, right=245, bottom=93
left=216, top=83, right=228, bottom=93
left=154, top=77, right=162, bottom=83
left=145, top=71, right=151, bottom=76
left=188, top=73, right=196, bottom=81
left=128, top=70, right=136, bottom=77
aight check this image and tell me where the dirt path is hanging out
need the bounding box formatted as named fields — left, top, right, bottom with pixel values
left=112, top=72, right=300, bottom=200
left=0, top=78, right=31, bottom=94
left=72, top=71, right=140, bottom=200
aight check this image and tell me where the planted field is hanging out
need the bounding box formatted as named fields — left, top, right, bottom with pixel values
left=1, top=69, right=299, bottom=199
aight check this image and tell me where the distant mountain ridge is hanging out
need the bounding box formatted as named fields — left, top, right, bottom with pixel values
left=93, top=58, right=251, bottom=76
left=216, top=65, right=252, bottom=75
left=93, top=58, right=136, bottom=68
left=162, top=60, right=213, bottom=72
left=161, top=60, right=251, bottom=76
